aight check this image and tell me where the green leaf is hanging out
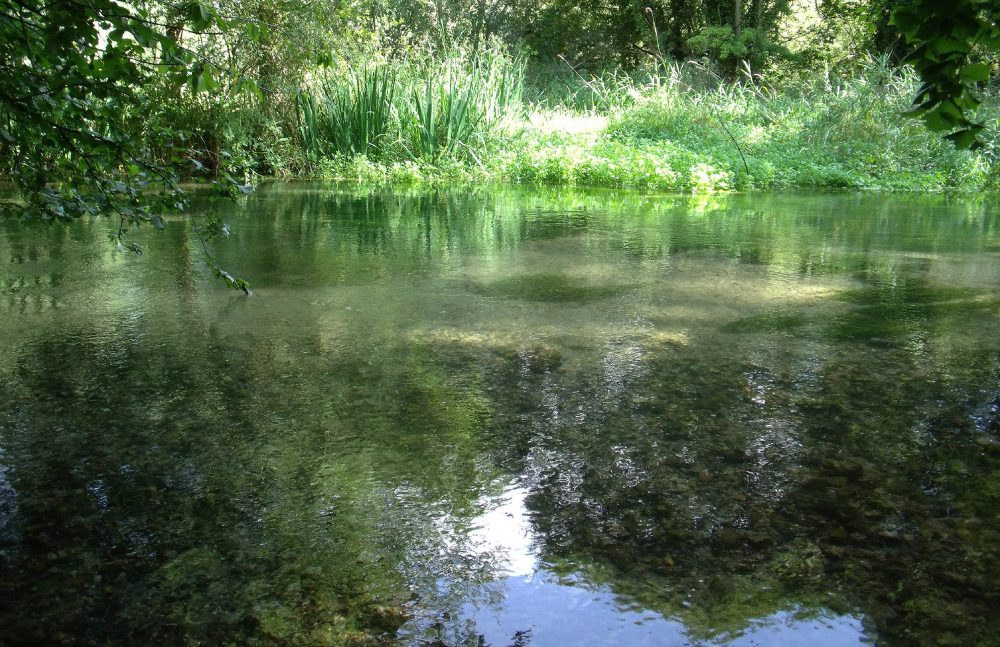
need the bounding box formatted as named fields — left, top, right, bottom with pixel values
left=930, top=38, right=968, bottom=56
left=945, top=128, right=978, bottom=149
left=921, top=109, right=952, bottom=132
left=959, top=63, right=991, bottom=82
left=130, top=23, right=157, bottom=47
left=935, top=100, right=963, bottom=123
left=888, top=7, right=921, bottom=35
left=186, top=2, right=214, bottom=30
left=197, top=70, right=218, bottom=93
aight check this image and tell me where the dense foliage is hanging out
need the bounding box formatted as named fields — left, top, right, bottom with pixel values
left=890, top=0, right=1000, bottom=148
left=0, top=0, right=260, bottom=290
left=0, top=0, right=997, bottom=264
left=0, top=1, right=228, bottom=219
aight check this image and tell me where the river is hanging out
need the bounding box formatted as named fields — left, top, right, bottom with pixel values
left=1, top=184, right=998, bottom=645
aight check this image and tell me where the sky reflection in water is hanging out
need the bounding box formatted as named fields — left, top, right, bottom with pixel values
left=420, top=482, right=872, bottom=647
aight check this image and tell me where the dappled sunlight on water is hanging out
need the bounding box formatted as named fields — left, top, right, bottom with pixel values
left=1, top=185, right=998, bottom=645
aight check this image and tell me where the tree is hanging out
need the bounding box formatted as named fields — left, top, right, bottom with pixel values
left=0, top=0, right=255, bottom=292
left=683, top=0, right=793, bottom=74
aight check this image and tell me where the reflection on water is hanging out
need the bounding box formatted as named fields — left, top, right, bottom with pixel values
left=0, top=185, right=998, bottom=645
left=469, top=483, right=537, bottom=578
left=464, top=578, right=868, bottom=647
left=448, top=483, right=870, bottom=646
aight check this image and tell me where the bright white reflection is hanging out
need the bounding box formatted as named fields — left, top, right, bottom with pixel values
left=463, top=571, right=691, bottom=646
left=469, top=481, right=537, bottom=577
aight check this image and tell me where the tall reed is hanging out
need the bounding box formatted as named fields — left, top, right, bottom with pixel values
left=407, top=45, right=525, bottom=161
left=296, top=42, right=526, bottom=167
left=295, top=66, right=397, bottom=166
left=411, top=68, right=481, bottom=161
left=293, top=90, right=322, bottom=167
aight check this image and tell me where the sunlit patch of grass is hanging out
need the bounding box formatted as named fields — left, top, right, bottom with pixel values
left=308, top=56, right=996, bottom=193
left=524, top=111, right=609, bottom=137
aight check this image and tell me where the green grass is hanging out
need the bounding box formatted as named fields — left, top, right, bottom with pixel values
left=306, top=57, right=998, bottom=193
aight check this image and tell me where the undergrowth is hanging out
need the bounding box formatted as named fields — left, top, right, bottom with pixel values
left=295, top=43, right=525, bottom=171
left=303, top=56, right=998, bottom=193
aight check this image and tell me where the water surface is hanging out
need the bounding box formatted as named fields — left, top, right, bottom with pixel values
left=1, top=185, right=998, bottom=646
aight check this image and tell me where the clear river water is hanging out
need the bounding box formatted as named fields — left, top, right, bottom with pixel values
left=1, top=184, right=998, bottom=646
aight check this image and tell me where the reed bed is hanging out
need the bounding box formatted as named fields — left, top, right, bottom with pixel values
left=295, top=44, right=525, bottom=169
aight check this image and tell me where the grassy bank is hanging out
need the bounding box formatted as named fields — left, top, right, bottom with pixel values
left=294, top=52, right=998, bottom=193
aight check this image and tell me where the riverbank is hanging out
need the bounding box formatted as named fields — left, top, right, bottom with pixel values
left=298, top=60, right=998, bottom=194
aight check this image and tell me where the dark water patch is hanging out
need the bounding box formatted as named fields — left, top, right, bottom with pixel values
left=833, top=286, right=988, bottom=306
left=470, top=273, right=629, bottom=303
left=827, top=296, right=1000, bottom=344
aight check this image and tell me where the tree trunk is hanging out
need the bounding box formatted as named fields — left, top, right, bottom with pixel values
left=473, top=0, right=487, bottom=55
